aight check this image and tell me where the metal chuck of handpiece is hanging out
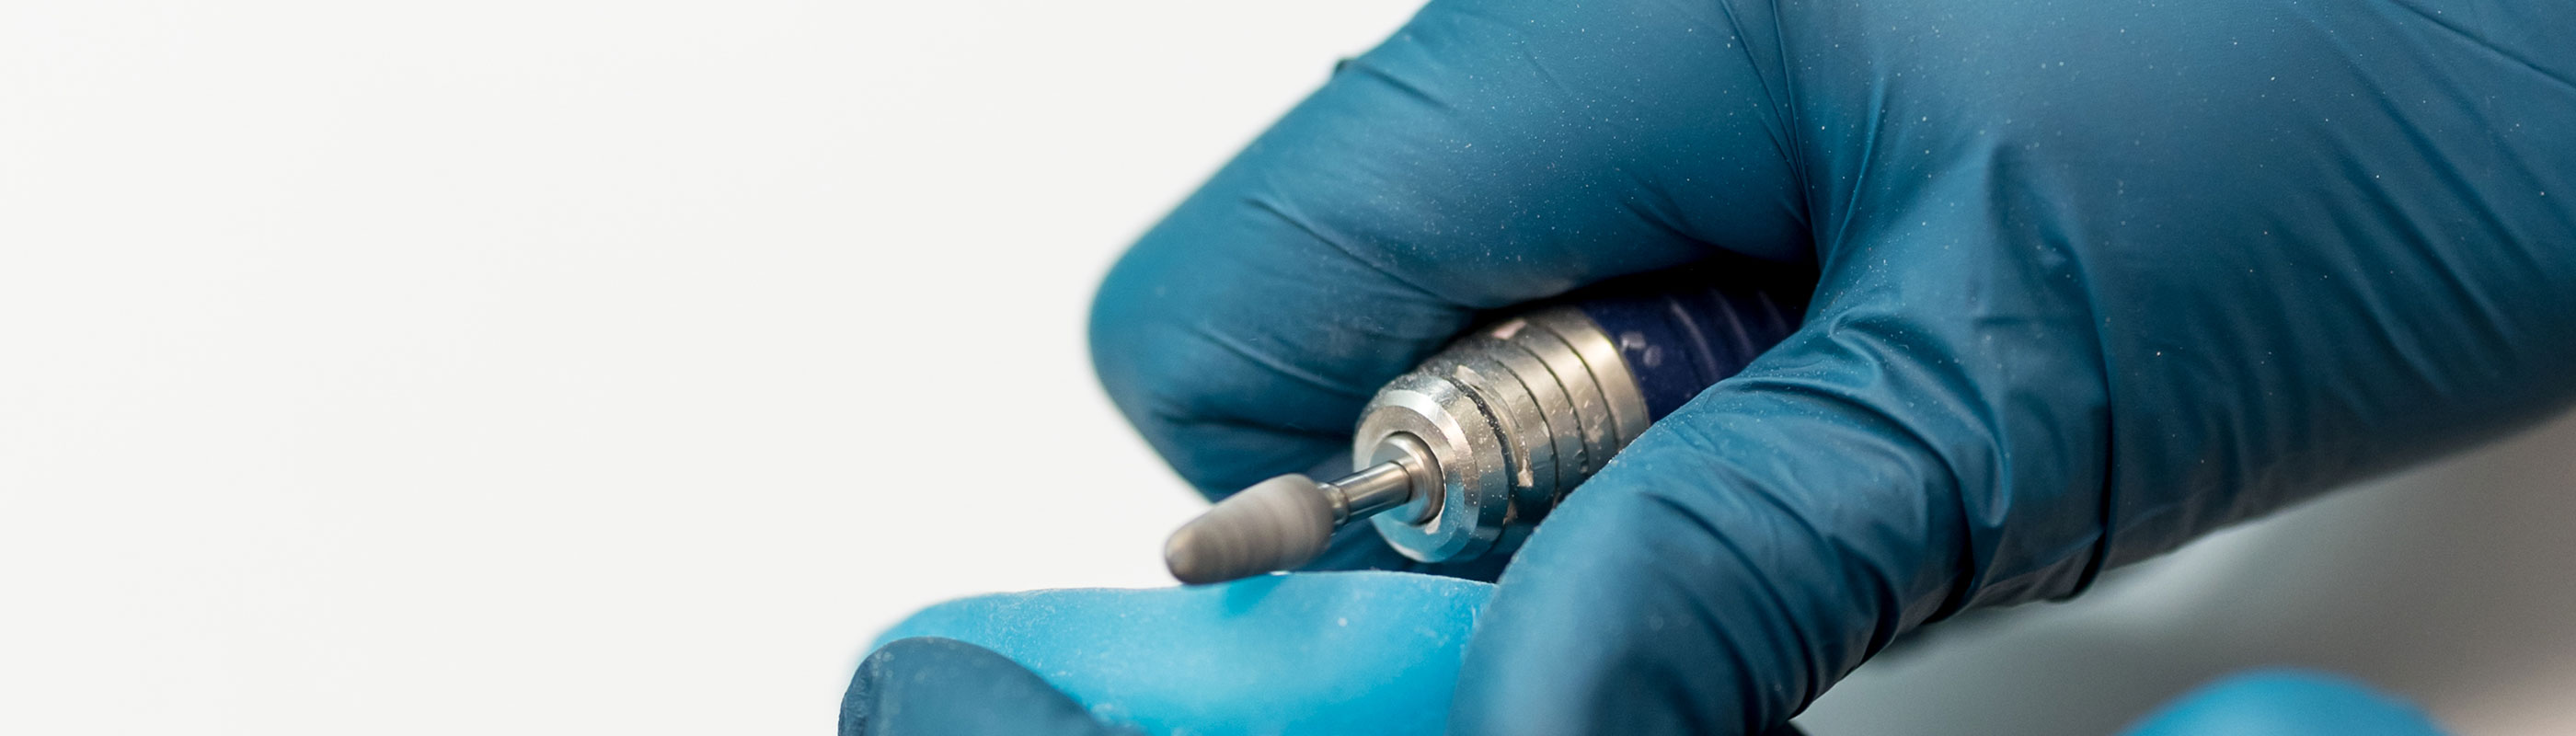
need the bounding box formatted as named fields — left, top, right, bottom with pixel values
left=1163, top=307, right=1650, bottom=585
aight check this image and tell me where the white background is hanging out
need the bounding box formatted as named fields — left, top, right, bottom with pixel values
left=2, top=2, right=2568, bottom=734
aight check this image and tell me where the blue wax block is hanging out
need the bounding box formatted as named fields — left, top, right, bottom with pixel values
left=871, top=571, right=1493, bottom=736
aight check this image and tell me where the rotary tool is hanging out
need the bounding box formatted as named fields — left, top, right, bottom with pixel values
left=1163, top=270, right=1811, bottom=584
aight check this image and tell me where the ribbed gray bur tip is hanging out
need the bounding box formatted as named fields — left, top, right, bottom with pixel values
left=1164, top=474, right=1338, bottom=585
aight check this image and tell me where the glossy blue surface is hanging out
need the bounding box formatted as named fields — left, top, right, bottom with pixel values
left=844, top=637, right=1133, bottom=736
left=850, top=589, right=2447, bottom=736
left=870, top=572, right=1490, bottom=736
left=2122, top=671, right=2447, bottom=736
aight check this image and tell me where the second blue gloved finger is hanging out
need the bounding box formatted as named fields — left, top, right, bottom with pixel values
left=1088, top=0, right=1811, bottom=503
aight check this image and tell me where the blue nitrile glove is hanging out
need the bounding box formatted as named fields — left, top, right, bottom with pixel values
left=1086, top=0, right=2576, bottom=733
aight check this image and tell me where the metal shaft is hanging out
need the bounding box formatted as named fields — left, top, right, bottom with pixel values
left=1320, top=461, right=1412, bottom=523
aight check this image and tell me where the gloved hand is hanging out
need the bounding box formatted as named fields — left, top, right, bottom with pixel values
left=1087, top=0, right=2576, bottom=734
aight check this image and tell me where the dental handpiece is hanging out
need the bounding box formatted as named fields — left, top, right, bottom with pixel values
left=1162, top=270, right=1811, bottom=584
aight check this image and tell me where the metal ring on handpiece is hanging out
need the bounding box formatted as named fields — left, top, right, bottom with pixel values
left=1515, top=313, right=1619, bottom=477
left=1440, top=345, right=1556, bottom=527
left=1354, top=372, right=1509, bottom=562
left=1475, top=323, right=1584, bottom=501
left=1531, top=308, right=1650, bottom=448
left=1347, top=306, right=1655, bottom=566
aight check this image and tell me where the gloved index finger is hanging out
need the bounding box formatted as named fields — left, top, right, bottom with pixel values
left=1089, top=0, right=1809, bottom=499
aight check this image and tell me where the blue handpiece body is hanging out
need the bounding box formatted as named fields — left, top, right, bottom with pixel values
left=1574, top=270, right=1809, bottom=421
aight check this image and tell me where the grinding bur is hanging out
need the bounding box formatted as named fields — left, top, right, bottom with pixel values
left=1163, top=462, right=1418, bottom=585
